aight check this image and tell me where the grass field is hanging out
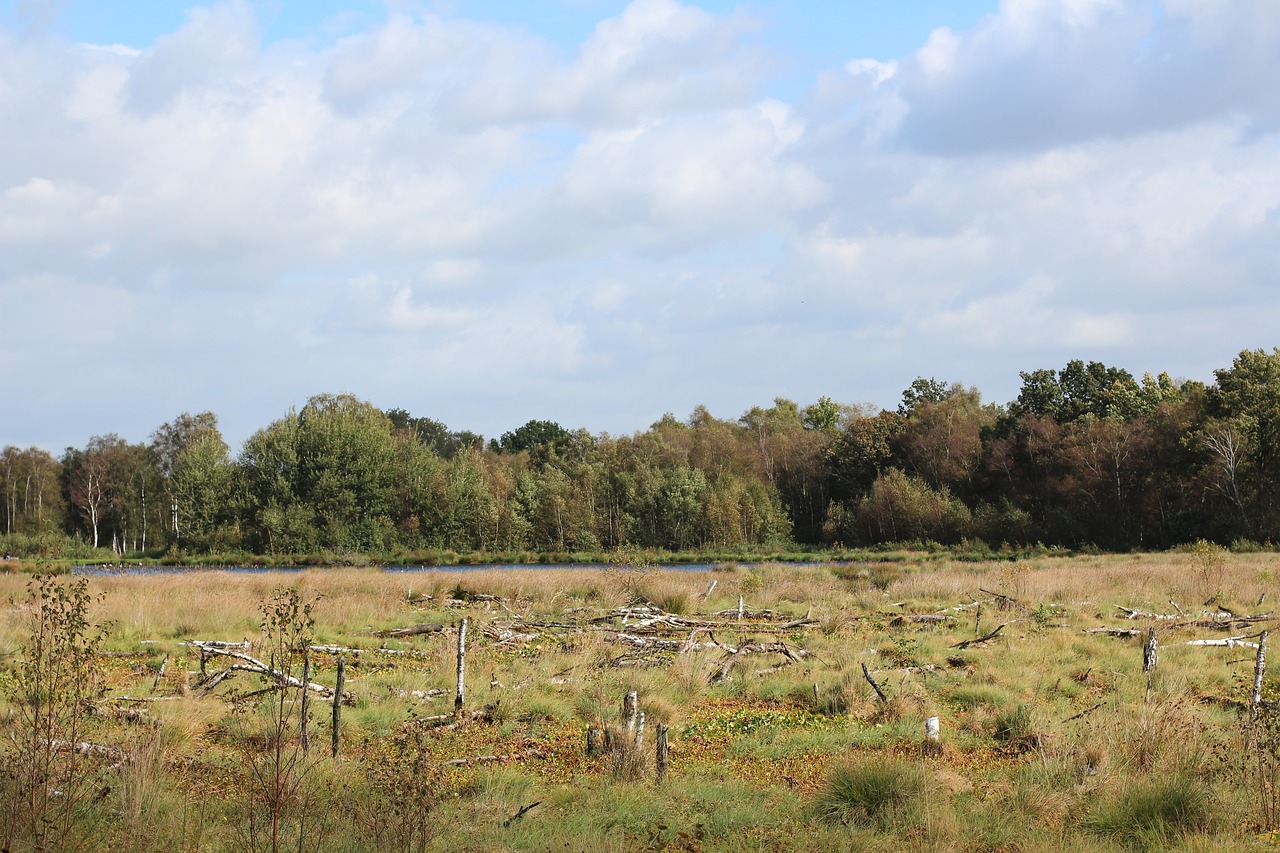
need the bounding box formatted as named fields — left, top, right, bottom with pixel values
left=2, top=550, right=1279, bottom=851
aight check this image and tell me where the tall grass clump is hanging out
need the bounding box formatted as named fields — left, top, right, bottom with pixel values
left=813, top=757, right=926, bottom=829
left=1082, top=773, right=1214, bottom=848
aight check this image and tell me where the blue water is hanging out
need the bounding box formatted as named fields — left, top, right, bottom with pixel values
left=72, top=561, right=844, bottom=577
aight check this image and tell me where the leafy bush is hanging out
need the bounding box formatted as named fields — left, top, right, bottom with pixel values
left=0, top=575, right=107, bottom=851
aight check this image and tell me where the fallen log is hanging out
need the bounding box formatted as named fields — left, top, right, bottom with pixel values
left=416, top=701, right=500, bottom=730
left=192, top=646, right=355, bottom=704
left=47, top=739, right=129, bottom=763
left=438, top=748, right=548, bottom=768
left=390, top=687, right=450, bottom=701
left=1084, top=627, right=1140, bottom=638
left=1115, top=606, right=1182, bottom=621
left=503, top=801, right=543, bottom=827
left=708, top=640, right=804, bottom=684
left=1061, top=701, right=1106, bottom=723
left=371, top=623, right=451, bottom=638
left=1186, top=635, right=1261, bottom=649
left=951, top=623, right=1008, bottom=649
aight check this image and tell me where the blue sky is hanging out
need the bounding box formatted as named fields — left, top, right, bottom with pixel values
left=2, top=0, right=1278, bottom=452
left=10, top=1, right=998, bottom=59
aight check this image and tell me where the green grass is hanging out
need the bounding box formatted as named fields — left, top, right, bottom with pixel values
left=4, top=554, right=1280, bottom=851
left=812, top=757, right=927, bottom=829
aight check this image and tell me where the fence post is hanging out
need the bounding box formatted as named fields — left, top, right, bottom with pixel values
left=300, top=650, right=311, bottom=754
left=455, top=617, right=468, bottom=722
left=1252, top=631, right=1269, bottom=722
left=331, top=657, right=346, bottom=760
left=656, top=724, right=669, bottom=781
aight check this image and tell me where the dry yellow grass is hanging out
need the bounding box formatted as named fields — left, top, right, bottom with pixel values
left=0, top=553, right=1277, bottom=851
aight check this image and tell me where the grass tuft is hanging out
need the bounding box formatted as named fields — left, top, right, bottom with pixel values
left=813, top=757, right=926, bottom=829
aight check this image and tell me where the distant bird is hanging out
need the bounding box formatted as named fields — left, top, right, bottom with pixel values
left=1259, top=593, right=1267, bottom=608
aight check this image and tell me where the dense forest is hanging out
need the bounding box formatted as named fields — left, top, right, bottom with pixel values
left=3, top=348, right=1280, bottom=559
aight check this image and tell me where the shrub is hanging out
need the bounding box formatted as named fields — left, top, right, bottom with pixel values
left=0, top=575, right=108, bottom=851
left=813, top=757, right=925, bottom=828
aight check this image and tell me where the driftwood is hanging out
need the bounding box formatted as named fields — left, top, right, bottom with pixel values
left=861, top=662, right=888, bottom=703
left=708, top=639, right=804, bottom=684
left=46, top=738, right=131, bottom=773
left=189, top=643, right=355, bottom=705
left=417, top=702, right=501, bottom=730
left=438, top=748, right=548, bottom=768
left=1114, top=606, right=1274, bottom=630
left=1084, top=627, right=1140, bottom=638
left=1061, top=701, right=1106, bottom=723
left=371, top=623, right=451, bottom=639
left=978, top=588, right=1024, bottom=611
left=152, top=654, right=169, bottom=690
left=503, top=802, right=543, bottom=827
left=1115, top=605, right=1182, bottom=621
left=1185, top=635, right=1262, bottom=649
left=390, top=687, right=450, bottom=701
left=951, top=623, right=1008, bottom=649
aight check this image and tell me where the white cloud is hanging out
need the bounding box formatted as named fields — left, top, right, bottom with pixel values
left=2, top=0, right=1280, bottom=451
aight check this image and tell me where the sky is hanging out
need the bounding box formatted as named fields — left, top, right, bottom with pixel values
left=2, top=0, right=1279, bottom=453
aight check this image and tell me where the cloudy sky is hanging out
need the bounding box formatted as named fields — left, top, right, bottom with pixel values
left=2, top=0, right=1278, bottom=453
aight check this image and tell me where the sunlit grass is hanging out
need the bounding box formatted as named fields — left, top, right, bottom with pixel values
left=0, top=553, right=1278, bottom=850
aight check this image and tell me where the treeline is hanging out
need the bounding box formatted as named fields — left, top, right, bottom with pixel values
left=3, top=348, right=1280, bottom=559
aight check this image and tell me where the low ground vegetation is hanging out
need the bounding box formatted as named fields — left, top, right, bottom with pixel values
left=1, top=551, right=1279, bottom=850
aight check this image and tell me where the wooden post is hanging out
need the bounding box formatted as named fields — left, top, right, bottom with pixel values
left=300, top=650, right=311, bottom=754
left=622, top=690, right=639, bottom=735
left=586, top=725, right=603, bottom=757
left=975, top=604, right=982, bottom=637
left=1143, top=627, right=1158, bottom=704
left=152, top=654, right=169, bottom=691
left=1252, top=630, right=1269, bottom=722
left=656, top=723, right=669, bottom=781
left=332, top=657, right=346, bottom=760
left=455, top=617, right=468, bottom=722
left=634, top=712, right=645, bottom=749
left=737, top=595, right=745, bottom=621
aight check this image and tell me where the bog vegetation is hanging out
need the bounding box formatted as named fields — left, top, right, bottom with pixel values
left=5, top=348, right=1280, bottom=566
left=1, top=552, right=1280, bottom=851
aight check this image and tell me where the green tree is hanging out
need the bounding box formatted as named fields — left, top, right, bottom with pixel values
left=151, top=411, right=222, bottom=544
left=898, top=378, right=951, bottom=416
left=824, top=411, right=907, bottom=501
left=172, top=430, right=234, bottom=549
left=60, top=434, right=131, bottom=550
left=294, top=394, right=398, bottom=550
left=492, top=419, right=572, bottom=458
left=0, top=446, right=63, bottom=537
